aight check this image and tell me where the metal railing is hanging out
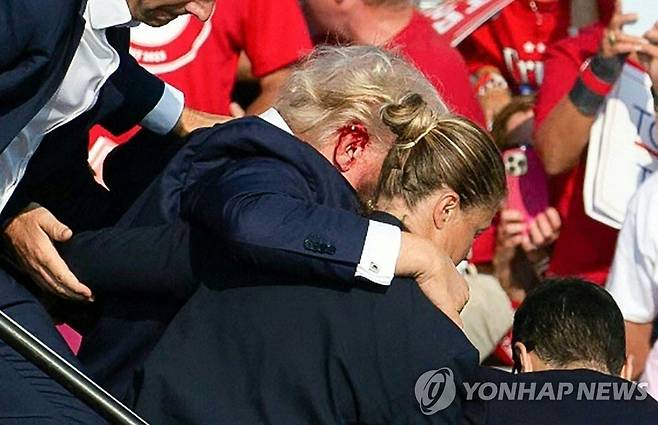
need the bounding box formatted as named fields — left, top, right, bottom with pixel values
left=0, top=309, right=148, bottom=425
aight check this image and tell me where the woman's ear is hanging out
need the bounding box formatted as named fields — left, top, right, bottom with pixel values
left=514, top=342, right=534, bottom=373
left=432, top=190, right=460, bottom=230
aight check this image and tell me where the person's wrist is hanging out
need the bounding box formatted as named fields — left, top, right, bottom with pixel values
left=411, top=239, right=436, bottom=281
left=590, top=54, right=625, bottom=83
left=397, top=233, right=437, bottom=279
left=568, top=54, right=625, bottom=116
left=171, top=107, right=190, bottom=138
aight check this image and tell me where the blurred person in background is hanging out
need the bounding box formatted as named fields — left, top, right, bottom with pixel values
left=301, top=0, right=485, bottom=125
left=458, top=0, right=572, bottom=126
left=607, top=169, right=658, bottom=388
left=464, top=98, right=561, bottom=365
left=488, top=98, right=561, bottom=307
left=534, top=3, right=658, bottom=285
left=458, top=0, right=614, bottom=127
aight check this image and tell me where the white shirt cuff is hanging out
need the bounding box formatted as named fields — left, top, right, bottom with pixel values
left=140, top=83, right=185, bottom=135
left=355, top=220, right=402, bottom=286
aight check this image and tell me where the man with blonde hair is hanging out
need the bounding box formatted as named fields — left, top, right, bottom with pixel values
left=57, top=45, right=470, bottom=401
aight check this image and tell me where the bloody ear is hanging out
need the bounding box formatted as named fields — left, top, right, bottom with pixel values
left=333, top=122, right=370, bottom=171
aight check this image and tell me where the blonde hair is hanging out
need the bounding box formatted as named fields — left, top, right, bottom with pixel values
left=275, top=45, right=447, bottom=150
left=376, top=94, right=506, bottom=211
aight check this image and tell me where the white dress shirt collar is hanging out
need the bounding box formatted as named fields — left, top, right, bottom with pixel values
left=88, top=0, right=135, bottom=30
left=259, top=108, right=294, bottom=136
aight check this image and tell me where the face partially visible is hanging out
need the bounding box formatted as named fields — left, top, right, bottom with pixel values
left=432, top=204, right=495, bottom=265
left=128, top=0, right=214, bottom=27
left=301, top=0, right=350, bottom=41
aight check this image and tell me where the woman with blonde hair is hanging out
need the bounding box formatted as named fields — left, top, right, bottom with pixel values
left=375, top=94, right=506, bottom=265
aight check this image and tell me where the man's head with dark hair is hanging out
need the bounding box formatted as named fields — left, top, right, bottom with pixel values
left=512, top=278, right=626, bottom=376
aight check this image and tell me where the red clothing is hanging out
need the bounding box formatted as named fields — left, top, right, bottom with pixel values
left=471, top=218, right=497, bottom=265
left=458, top=0, right=571, bottom=93
left=534, top=24, right=618, bottom=285
left=130, top=0, right=311, bottom=114
left=390, top=11, right=485, bottom=126
left=90, top=0, right=312, bottom=146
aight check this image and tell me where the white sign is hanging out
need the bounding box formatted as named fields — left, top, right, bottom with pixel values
left=422, top=0, right=514, bottom=47
left=584, top=63, right=657, bottom=229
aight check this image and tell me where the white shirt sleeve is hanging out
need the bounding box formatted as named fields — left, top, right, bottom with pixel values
left=140, top=83, right=185, bottom=135
left=355, top=220, right=402, bottom=286
left=607, top=177, right=658, bottom=324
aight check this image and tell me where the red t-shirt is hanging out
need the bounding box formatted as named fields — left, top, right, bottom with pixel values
left=390, top=11, right=485, bottom=126
left=129, top=0, right=311, bottom=114
left=458, top=0, right=571, bottom=94
left=534, top=24, right=618, bottom=285
left=90, top=0, right=312, bottom=146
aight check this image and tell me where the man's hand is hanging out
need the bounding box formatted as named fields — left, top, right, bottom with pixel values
left=396, top=233, right=468, bottom=327
left=172, top=107, right=233, bottom=138
left=3, top=206, right=92, bottom=301
left=600, top=3, right=645, bottom=60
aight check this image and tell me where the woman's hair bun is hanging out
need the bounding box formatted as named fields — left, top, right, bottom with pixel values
left=380, top=93, right=436, bottom=146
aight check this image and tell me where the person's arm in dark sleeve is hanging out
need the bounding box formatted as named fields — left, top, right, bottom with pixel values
left=181, top=157, right=468, bottom=321
left=0, top=1, right=72, bottom=108
left=98, top=28, right=181, bottom=136
left=182, top=158, right=391, bottom=286
left=56, top=221, right=199, bottom=300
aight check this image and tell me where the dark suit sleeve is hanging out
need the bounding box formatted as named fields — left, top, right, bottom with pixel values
left=56, top=222, right=198, bottom=300
left=182, top=158, right=370, bottom=285
left=95, top=28, right=167, bottom=135
left=0, top=1, right=62, bottom=105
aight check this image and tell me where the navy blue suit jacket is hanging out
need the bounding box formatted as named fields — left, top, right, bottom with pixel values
left=0, top=3, right=172, bottom=422
left=0, top=0, right=165, bottom=227
left=61, top=117, right=375, bottom=398
left=132, top=211, right=478, bottom=425
left=0, top=0, right=85, bottom=154
left=463, top=368, right=658, bottom=424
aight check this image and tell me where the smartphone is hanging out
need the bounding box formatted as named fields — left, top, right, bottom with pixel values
left=623, top=0, right=658, bottom=37
left=502, top=145, right=549, bottom=231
